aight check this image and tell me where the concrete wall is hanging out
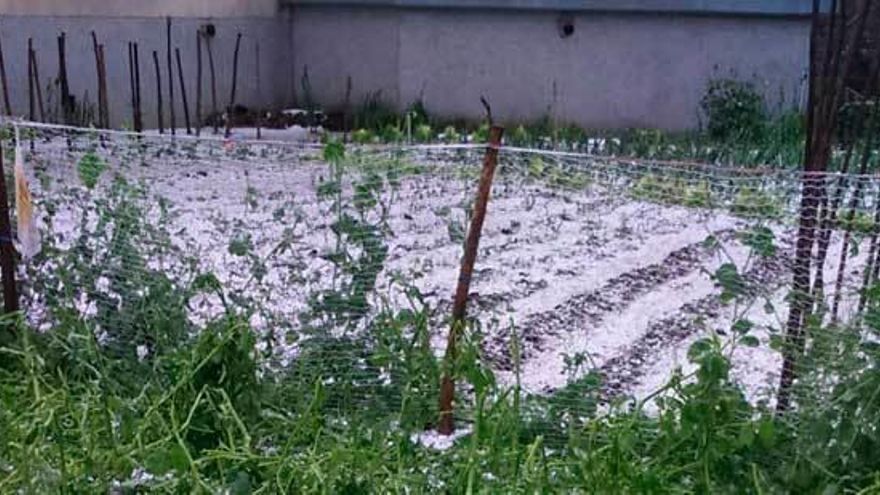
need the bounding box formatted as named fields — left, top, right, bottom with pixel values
left=0, top=14, right=293, bottom=128
left=291, top=6, right=811, bottom=130
left=0, top=0, right=278, bottom=18
left=0, top=2, right=811, bottom=130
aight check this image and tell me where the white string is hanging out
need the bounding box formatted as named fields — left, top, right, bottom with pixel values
left=8, top=118, right=880, bottom=183
left=0, top=118, right=486, bottom=153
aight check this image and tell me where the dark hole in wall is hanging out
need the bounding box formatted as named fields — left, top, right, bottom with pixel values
left=558, top=14, right=575, bottom=38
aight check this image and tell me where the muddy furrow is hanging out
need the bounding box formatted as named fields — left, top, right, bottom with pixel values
left=596, top=252, right=791, bottom=403
left=483, top=229, right=737, bottom=371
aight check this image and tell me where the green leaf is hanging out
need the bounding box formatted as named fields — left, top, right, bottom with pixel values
left=323, top=140, right=345, bottom=162
left=228, top=233, right=253, bottom=257
left=739, top=335, right=760, bottom=347
left=714, top=263, right=745, bottom=303
left=192, top=272, right=222, bottom=293
left=769, top=334, right=785, bottom=352
left=732, top=319, right=754, bottom=334
left=740, top=225, right=776, bottom=257
left=77, top=151, right=106, bottom=189
left=758, top=419, right=775, bottom=448
left=144, top=444, right=189, bottom=474
left=736, top=425, right=755, bottom=448
left=687, top=338, right=714, bottom=363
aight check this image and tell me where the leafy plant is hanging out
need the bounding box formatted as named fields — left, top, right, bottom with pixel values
left=701, top=78, right=767, bottom=142
left=77, top=151, right=106, bottom=189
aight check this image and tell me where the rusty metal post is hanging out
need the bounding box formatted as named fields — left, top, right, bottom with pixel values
left=0, top=141, right=19, bottom=317
left=437, top=125, right=504, bottom=435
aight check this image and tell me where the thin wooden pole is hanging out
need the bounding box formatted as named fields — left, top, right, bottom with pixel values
left=92, top=32, right=104, bottom=127
left=166, top=17, right=176, bottom=135
left=206, top=34, right=217, bottom=134
left=134, top=43, right=143, bottom=132
left=0, top=142, right=19, bottom=317
left=29, top=44, right=45, bottom=122
left=153, top=50, right=164, bottom=133
left=0, top=36, right=11, bottom=115
left=255, top=41, right=261, bottom=140
left=175, top=48, right=191, bottom=134
left=27, top=39, right=34, bottom=122
left=343, top=75, right=352, bottom=142
left=58, top=32, right=72, bottom=124
left=225, top=33, right=242, bottom=139
left=98, top=44, right=109, bottom=128
left=128, top=42, right=136, bottom=129
left=437, top=125, right=504, bottom=435
left=195, top=31, right=203, bottom=136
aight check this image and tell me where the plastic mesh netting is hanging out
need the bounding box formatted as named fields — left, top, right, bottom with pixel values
left=3, top=121, right=880, bottom=490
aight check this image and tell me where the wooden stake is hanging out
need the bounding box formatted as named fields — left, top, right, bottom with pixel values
left=437, top=125, right=504, bottom=435
left=343, top=75, right=352, bottom=142
left=175, top=48, right=191, bottom=134
left=91, top=32, right=104, bottom=127
left=206, top=35, right=217, bottom=134
left=58, top=32, right=72, bottom=124
left=0, top=36, right=11, bottom=115
left=225, top=33, right=242, bottom=139
left=195, top=31, right=202, bottom=136
left=153, top=50, right=164, bottom=133
left=134, top=43, right=143, bottom=132
left=0, top=142, right=18, bottom=318
left=166, top=17, right=176, bottom=135
left=255, top=41, right=261, bottom=140
left=98, top=44, right=109, bottom=128
left=27, top=39, right=34, bottom=122
left=29, top=44, right=45, bottom=122
left=128, top=42, right=136, bottom=130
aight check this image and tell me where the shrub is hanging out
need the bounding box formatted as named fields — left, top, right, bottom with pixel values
left=701, top=78, right=767, bottom=142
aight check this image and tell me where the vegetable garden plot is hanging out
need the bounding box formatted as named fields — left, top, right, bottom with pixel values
left=11, top=123, right=880, bottom=421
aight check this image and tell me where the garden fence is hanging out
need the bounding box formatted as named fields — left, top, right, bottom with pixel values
left=3, top=119, right=879, bottom=445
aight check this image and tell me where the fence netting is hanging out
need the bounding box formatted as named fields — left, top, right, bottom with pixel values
left=4, top=121, right=880, bottom=470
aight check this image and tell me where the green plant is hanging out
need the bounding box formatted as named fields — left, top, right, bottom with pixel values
left=701, top=78, right=767, bottom=142
left=414, top=124, right=433, bottom=143
left=732, top=188, right=783, bottom=219
left=77, top=151, right=106, bottom=189
left=352, top=128, right=375, bottom=145
left=354, top=91, right=398, bottom=132
left=441, top=125, right=461, bottom=144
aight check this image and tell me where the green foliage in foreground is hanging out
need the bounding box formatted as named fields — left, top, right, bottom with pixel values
left=2, top=296, right=880, bottom=493
left=2, top=142, right=879, bottom=493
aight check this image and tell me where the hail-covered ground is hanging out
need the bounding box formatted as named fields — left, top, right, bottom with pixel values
left=21, top=129, right=871, bottom=409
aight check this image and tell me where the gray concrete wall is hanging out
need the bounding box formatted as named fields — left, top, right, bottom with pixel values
left=0, top=3, right=811, bottom=131
left=0, top=14, right=293, bottom=129
left=291, top=6, right=811, bottom=130
left=0, top=0, right=278, bottom=18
